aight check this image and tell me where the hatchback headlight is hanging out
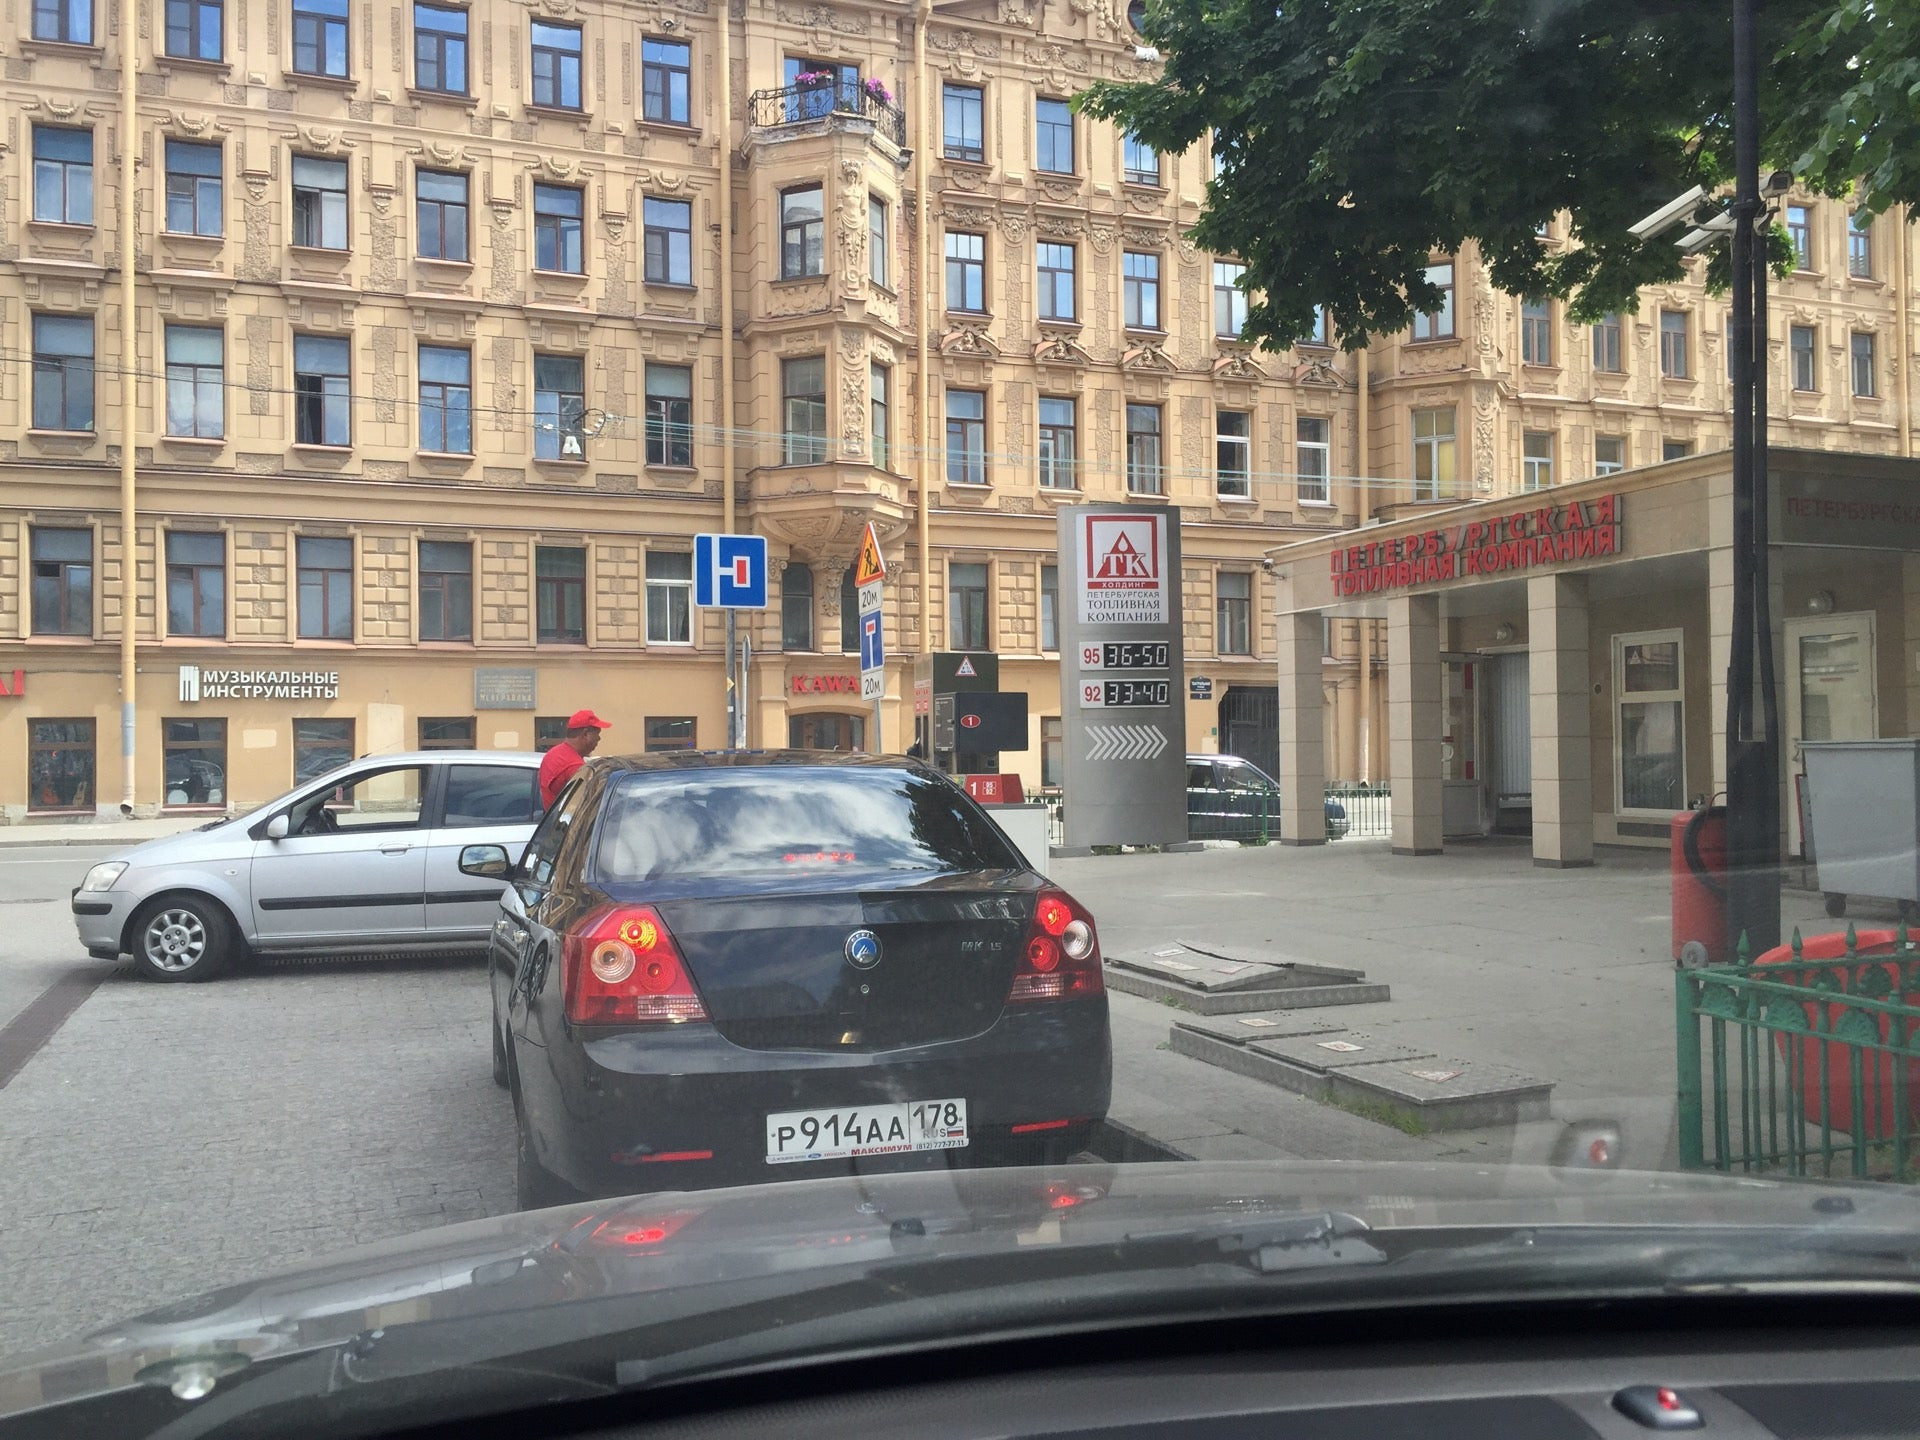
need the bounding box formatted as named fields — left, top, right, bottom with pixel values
left=79, top=861, right=128, bottom=893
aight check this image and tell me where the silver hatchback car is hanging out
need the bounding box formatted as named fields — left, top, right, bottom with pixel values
left=70, top=751, right=544, bottom=982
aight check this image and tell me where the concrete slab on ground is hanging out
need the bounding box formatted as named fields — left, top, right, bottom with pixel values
left=1170, top=1011, right=1349, bottom=1046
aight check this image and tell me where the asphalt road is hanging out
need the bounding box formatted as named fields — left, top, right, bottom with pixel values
left=0, top=844, right=120, bottom=1036
left=0, top=843, right=514, bottom=1360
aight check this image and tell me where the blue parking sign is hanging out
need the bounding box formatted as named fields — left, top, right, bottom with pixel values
left=859, top=608, right=885, bottom=673
left=693, top=533, right=770, bottom=609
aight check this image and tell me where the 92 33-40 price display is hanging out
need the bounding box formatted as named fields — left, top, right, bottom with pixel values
left=1079, top=678, right=1172, bottom=708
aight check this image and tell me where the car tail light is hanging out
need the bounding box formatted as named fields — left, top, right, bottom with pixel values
left=1008, top=886, right=1103, bottom=1003
left=563, top=906, right=709, bottom=1025
left=572, top=1210, right=701, bottom=1253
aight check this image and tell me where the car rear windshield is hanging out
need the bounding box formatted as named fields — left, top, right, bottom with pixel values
left=591, top=768, right=1026, bottom=882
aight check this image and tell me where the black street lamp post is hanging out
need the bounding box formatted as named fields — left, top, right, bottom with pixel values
left=1724, top=0, right=1784, bottom=961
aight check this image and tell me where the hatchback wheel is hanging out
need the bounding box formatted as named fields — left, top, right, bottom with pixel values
left=131, top=897, right=231, bottom=983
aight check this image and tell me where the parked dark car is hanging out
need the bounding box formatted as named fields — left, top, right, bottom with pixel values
left=475, top=751, right=1113, bottom=1207
left=1186, top=754, right=1349, bottom=841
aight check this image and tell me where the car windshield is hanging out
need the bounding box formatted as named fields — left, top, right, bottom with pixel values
left=6, top=0, right=1918, bottom=1430
left=592, top=767, right=1024, bottom=882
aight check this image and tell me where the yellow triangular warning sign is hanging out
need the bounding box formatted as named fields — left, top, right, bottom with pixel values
left=854, top=521, right=887, bottom=587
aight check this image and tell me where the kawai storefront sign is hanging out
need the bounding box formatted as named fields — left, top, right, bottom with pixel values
left=1331, top=494, right=1625, bottom=597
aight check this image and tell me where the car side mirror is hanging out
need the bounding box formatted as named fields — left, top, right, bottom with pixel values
left=459, top=844, right=512, bottom=880
left=264, top=813, right=290, bottom=841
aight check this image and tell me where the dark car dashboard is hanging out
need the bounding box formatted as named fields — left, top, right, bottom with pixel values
left=406, top=1301, right=1920, bottom=1440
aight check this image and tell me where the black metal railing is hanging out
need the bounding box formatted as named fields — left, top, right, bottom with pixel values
left=1326, top=782, right=1391, bottom=840
left=747, top=81, right=907, bottom=149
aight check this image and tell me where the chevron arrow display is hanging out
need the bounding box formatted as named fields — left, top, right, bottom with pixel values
left=1085, top=724, right=1169, bottom=762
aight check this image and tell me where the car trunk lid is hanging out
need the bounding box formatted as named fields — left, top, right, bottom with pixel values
left=648, top=871, right=1036, bottom=1052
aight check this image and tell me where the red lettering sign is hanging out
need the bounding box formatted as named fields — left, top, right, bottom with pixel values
left=0, top=670, right=22, bottom=698
left=1328, top=496, right=1624, bottom=596
left=791, top=674, right=859, bottom=695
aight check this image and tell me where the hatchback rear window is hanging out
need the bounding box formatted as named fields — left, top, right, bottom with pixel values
left=592, top=768, right=1025, bottom=882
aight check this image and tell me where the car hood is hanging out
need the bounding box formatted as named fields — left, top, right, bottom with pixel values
left=98, top=815, right=259, bottom=870
left=6, top=1161, right=1920, bottom=1429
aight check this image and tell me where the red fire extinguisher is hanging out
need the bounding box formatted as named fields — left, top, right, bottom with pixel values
left=1671, top=801, right=1728, bottom=968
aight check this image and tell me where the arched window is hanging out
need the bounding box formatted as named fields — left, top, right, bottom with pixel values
left=781, top=563, right=814, bottom=650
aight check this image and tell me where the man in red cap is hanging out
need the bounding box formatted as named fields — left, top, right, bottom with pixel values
left=539, top=709, right=610, bottom=807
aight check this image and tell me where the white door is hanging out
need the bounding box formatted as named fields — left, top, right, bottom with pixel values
left=1786, top=612, right=1877, bottom=856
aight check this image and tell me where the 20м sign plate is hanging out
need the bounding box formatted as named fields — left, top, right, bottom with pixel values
left=765, top=1098, right=968, bottom=1163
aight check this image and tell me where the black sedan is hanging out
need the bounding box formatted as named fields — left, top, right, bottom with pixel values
left=468, top=751, right=1113, bottom=1207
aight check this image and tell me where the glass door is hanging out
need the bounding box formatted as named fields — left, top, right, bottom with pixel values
left=1441, top=655, right=1485, bottom=837
left=1786, top=612, right=1876, bottom=856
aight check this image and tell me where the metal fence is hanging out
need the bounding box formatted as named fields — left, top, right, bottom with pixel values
left=1327, top=783, right=1392, bottom=841
left=1677, top=925, right=1920, bottom=1181
left=746, top=82, right=908, bottom=148
left=1031, top=784, right=1387, bottom=848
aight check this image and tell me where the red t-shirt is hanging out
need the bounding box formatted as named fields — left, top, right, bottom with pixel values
left=538, top=741, right=586, bottom=807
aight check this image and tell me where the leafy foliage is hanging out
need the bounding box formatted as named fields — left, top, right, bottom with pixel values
left=1078, top=0, right=1911, bottom=350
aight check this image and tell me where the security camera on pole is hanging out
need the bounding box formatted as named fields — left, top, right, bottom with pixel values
left=855, top=521, right=887, bottom=753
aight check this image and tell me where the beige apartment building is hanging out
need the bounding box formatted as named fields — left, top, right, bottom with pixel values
left=0, top=0, right=1912, bottom=819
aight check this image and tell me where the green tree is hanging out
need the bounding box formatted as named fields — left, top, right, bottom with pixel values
left=1078, top=0, right=1915, bottom=350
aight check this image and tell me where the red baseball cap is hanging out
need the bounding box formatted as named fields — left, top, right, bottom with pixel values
left=567, top=709, right=611, bottom=730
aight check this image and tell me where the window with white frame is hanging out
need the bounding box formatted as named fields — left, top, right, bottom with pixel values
left=1595, top=434, right=1625, bottom=475
left=1849, top=210, right=1874, bottom=278
left=1521, top=297, right=1551, bottom=365
left=1038, top=396, right=1076, bottom=489
left=1212, top=261, right=1247, bottom=337
left=1614, top=630, right=1684, bottom=813
left=1411, top=406, right=1455, bottom=500
left=1852, top=331, right=1877, bottom=398
left=868, top=196, right=889, bottom=288
left=1216, top=410, right=1250, bottom=497
left=1411, top=262, right=1454, bottom=340
left=1122, top=251, right=1160, bottom=330
left=1037, top=242, right=1076, bottom=321
left=1122, top=131, right=1159, bottom=186
left=1216, top=571, right=1252, bottom=655
left=1522, top=430, right=1554, bottom=490
left=1296, top=415, right=1330, bottom=502
left=1592, top=312, right=1623, bottom=373
left=645, top=550, right=692, bottom=644
left=1125, top=404, right=1162, bottom=494
left=1790, top=324, right=1817, bottom=392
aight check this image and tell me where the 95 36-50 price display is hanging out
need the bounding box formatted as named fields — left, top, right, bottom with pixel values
left=1080, top=678, right=1171, bottom=708
left=1079, top=642, right=1171, bottom=671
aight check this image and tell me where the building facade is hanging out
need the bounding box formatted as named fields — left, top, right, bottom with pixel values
left=0, top=0, right=1358, bottom=818
left=0, top=0, right=1912, bottom=820
left=1316, top=208, right=1919, bottom=786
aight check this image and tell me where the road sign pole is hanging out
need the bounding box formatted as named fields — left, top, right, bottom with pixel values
left=855, top=523, right=889, bottom=753
left=725, top=608, right=737, bottom=749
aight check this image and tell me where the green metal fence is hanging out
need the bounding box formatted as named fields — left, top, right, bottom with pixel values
left=1677, top=924, right=1920, bottom=1181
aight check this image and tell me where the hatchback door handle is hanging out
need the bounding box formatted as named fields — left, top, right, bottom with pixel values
left=380, top=845, right=412, bottom=855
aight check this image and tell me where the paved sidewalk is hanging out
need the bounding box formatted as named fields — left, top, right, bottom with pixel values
left=0, top=815, right=219, bottom=847
left=1061, top=839, right=1856, bottom=1172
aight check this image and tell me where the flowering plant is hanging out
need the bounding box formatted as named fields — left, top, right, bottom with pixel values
left=863, top=77, right=893, bottom=104
left=794, top=69, right=835, bottom=86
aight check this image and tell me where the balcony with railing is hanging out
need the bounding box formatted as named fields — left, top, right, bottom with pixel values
left=748, top=79, right=907, bottom=150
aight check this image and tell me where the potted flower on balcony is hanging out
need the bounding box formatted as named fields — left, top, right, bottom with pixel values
left=863, top=78, right=893, bottom=105
left=794, top=69, right=835, bottom=90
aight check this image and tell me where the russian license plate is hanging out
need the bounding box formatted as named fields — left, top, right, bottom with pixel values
left=765, top=1098, right=969, bottom=1164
